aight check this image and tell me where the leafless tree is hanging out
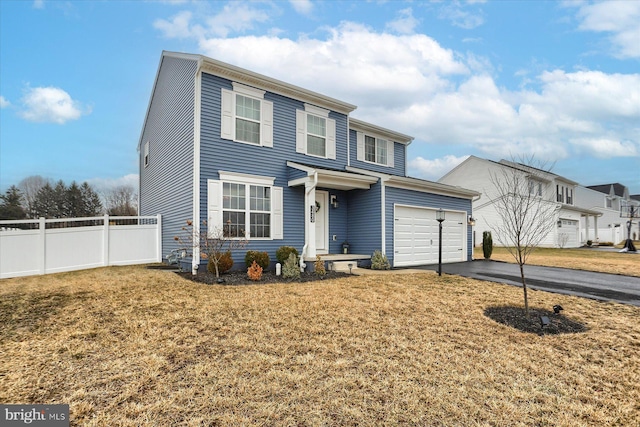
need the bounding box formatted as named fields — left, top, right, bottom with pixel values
left=175, top=220, right=248, bottom=278
left=18, top=175, right=50, bottom=218
left=104, top=184, right=138, bottom=216
left=488, top=156, right=559, bottom=317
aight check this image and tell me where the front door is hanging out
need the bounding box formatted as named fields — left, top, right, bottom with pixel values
left=315, top=191, right=329, bottom=253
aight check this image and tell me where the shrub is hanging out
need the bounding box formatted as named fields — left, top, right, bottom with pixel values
left=482, top=231, right=493, bottom=259
left=371, top=250, right=390, bottom=270
left=208, top=251, right=233, bottom=275
left=282, top=253, right=300, bottom=279
left=314, top=255, right=326, bottom=276
left=245, top=250, right=270, bottom=270
left=586, top=240, right=593, bottom=247
left=276, top=246, right=299, bottom=264
left=247, top=260, right=263, bottom=281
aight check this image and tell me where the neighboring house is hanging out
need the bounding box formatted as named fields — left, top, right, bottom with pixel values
left=439, top=156, right=601, bottom=248
left=577, top=183, right=640, bottom=243
left=138, top=51, right=479, bottom=273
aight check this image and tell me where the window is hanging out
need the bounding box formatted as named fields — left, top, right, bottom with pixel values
left=356, top=132, right=394, bottom=167
left=528, top=180, right=542, bottom=197
left=144, top=141, right=149, bottom=168
left=221, top=83, right=273, bottom=147
left=296, top=104, right=336, bottom=159
left=556, top=185, right=563, bottom=203
left=606, top=198, right=612, bottom=208
left=566, top=188, right=573, bottom=205
left=306, top=114, right=326, bottom=157
left=364, top=135, right=388, bottom=165
left=235, top=94, right=261, bottom=144
left=209, top=172, right=283, bottom=240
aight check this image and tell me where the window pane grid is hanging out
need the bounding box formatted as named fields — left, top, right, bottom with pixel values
left=222, top=182, right=272, bottom=239
left=223, top=211, right=245, bottom=238
left=235, top=94, right=261, bottom=144
left=365, top=136, right=376, bottom=162
left=377, top=139, right=388, bottom=165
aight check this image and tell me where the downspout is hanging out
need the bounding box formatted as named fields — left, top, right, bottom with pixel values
left=300, top=171, right=318, bottom=270
left=192, top=59, right=203, bottom=275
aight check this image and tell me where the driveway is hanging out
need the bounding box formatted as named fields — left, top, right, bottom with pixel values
left=414, top=260, right=640, bottom=307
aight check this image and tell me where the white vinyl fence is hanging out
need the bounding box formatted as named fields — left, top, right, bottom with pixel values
left=0, top=215, right=162, bottom=279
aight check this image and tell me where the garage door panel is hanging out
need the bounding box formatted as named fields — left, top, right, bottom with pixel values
left=394, top=206, right=466, bottom=267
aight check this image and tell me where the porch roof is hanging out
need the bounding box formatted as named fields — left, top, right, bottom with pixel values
left=287, top=161, right=379, bottom=190
left=560, top=204, right=602, bottom=217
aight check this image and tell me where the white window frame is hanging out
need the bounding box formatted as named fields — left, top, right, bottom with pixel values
left=143, top=141, right=150, bottom=168
left=221, top=83, right=273, bottom=147
left=356, top=132, right=394, bottom=168
left=296, top=104, right=336, bottom=159
left=528, top=179, right=543, bottom=197
left=208, top=172, right=283, bottom=241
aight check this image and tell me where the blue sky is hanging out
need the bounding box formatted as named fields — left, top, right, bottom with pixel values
left=1, top=0, right=639, bottom=195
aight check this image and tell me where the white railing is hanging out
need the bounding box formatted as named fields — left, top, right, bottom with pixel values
left=0, top=215, right=162, bottom=279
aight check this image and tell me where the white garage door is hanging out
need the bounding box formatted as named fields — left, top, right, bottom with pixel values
left=394, top=206, right=466, bottom=267
left=558, top=219, right=579, bottom=248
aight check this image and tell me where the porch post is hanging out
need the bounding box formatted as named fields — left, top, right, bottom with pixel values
left=584, top=215, right=590, bottom=244
left=594, top=216, right=599, bottom=242
left=305, top=181, right=317, bottom=259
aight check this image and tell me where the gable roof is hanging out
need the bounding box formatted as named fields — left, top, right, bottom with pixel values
left=349, top=118, right=414, bottom=145
left=587, top=183, right=628, bottom=198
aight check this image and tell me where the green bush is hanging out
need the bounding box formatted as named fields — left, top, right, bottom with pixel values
left=276, top=246, right=299, bottom=264
left=282, top=253, right=300, bottom=279
left=371, top=250, right=390, bottom=270
left=208, top=251, right=233, bottom=275
left=482, top=231, right=493, bottom=259
left=244, top=250, right=270, bottom=270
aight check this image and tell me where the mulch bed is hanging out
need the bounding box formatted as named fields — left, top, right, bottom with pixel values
left=175, top=269, right=351, bottom=286
left=485, top=305, right=588, bottom=335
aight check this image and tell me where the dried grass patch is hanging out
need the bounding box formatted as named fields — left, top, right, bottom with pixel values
left=1, top=266, right=639, bottom=426
left=477, top=247, right=640, bottom=277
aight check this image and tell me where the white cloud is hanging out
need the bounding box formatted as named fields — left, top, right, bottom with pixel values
left=0, top=96, right=10, bottom=108
left=19, top=86, right=89, bottom=124
left=155, top=3, right=271, bottom=39
left=409, top=155, right=470, bottom=181
left=289, top=0, right=313, bottom=16
left=154, top=14, right=639, bottom=163
left=88, top=174, right=139, bottom=194
left=573, top=0, right=640, bottom=59
left=385, top=8, right=419, bottom=35
left=438, top=2, right=485, bottom=29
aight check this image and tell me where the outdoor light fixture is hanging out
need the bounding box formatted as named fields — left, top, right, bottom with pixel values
left=553, top=304, right=564, bottom=314
left=348, top=263, right=354, bottom=274
left=468, top=216, right=476, bottom=226
left=331, top=195, right=339, bottom=209
left=436, top=208, right=445, bottom=276
left=540, top=315, right=550, bottom=328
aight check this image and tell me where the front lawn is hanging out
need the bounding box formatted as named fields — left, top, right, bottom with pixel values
left=1, top=266, right=639, bottom=425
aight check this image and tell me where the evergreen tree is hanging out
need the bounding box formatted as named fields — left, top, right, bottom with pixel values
left=66, top=181, right=84, bottom=217
left=0, top=186, right=27, bottom=220
left=33, top=183, right=58, bottom=218
left=80, top=182, right=103, bottom=216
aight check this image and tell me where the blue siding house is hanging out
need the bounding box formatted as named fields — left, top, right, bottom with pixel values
left=139, top=51, right=478, bottom=273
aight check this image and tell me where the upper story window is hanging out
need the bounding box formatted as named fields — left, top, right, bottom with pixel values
left=528, top=179, right=542, bottom=197
left=356, top=132, right=394, bottom=167
left=556, top=184, right=573, bottom=205
left=296, top=104, right=336, bottom=159
left=606, top=197, right=613, bottom=208
left=221, top=83, right=273, bottom=147
left=208, top=171, right=283, bottom=240
left=143, top=141, right=150, bottom=168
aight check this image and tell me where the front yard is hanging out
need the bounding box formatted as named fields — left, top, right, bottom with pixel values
left=1, top=263, right=639, bottom=426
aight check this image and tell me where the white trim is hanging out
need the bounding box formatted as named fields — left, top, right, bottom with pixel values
left=381, top=179, right=386, bottom=255
left=232, top=82, right=265, bottom=98
left=304, top=103, right=330, bottom=117
left=218, top=170, right=275, bottom=186
left=349, top=117, right=413, bottom=145
left=193, top=67, right=203, bottom=270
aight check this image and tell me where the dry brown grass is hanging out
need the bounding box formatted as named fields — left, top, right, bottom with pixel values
left=476, top=246, right=640, bottom=277
left=1, top=266, right=639, bottom=426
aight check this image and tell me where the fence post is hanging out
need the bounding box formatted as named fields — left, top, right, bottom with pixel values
left=103, top=214, right=110, bottom=266
left=39, top=217, right=46, bottom=275
left=156, top=214, right=162, bottom=262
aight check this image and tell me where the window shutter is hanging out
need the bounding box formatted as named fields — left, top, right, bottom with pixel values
left=326, top=118, right=336, bottom=159
left=207, top=179, right=222, bottom=238
left=296, top=110, right=306, bottom=154
left=356, top=132, right=364, bottom=161
left=220, top=89, right=234, bottom=140
left=261, top=99, right=273, bottom=147
left=387, top=140, right=394, bottom=168
left=272, top=186, right=283, bottom=239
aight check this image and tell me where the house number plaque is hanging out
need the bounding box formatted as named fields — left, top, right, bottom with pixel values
left=310, top=205, right=316, bottom=223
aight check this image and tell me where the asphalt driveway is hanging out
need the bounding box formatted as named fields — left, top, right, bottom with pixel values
left=415, top=260, right=640, bottom=307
